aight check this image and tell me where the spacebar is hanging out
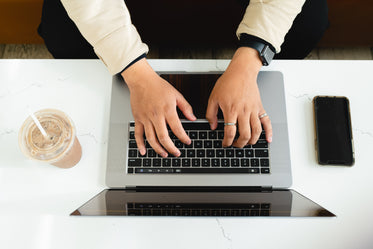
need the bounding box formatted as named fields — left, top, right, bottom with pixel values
left=135, top=168, right=253, bottom=174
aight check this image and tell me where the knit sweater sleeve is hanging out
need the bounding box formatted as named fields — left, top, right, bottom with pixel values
left=61, top=0, right=148, bottom=75
left=237, top=0, right=305, bottom=53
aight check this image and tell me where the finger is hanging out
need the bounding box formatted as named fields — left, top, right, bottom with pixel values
left=144, top=122, right=168, bottom=158
left=248, top=113, right=262, bottom=145
left=233, top=114, right=251, bottom=148
left=176, top=95, right=196, bottom=121
left=166, top=112, right=191, bottom=145
left=260, top=114, right=273, bottom=143
left=134, top=122, right=146, bottom=155
left=206, top=99, right=219, bottom=130
left=222, top=112, right=238, bottom=147
left=152, top=118, right=181, bottom=157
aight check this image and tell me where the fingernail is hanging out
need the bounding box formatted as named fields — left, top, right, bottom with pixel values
left=268, top=137, right=272, bottom=143
left=140, top=148, right=146, bottom=155
left=174, top=150, right=181, bottom=157
left=191, top=114, right=197, bottom=120
left=161, top=152, right=168, bottom=158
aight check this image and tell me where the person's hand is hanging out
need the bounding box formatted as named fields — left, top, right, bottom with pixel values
left=121, top=58, right=196, bottom=157
left=206, top=47, right=272, bottom=147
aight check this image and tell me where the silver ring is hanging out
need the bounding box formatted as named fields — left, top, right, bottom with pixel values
left=259, top=113, right=268, bottom=119
left=224, top=122, right=236, bottom=126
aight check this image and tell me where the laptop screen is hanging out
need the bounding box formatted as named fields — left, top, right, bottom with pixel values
left=71, top=189, right=335, bottom=217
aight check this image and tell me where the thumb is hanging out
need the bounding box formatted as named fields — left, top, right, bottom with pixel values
left=176, top=95, right=196, bottom=121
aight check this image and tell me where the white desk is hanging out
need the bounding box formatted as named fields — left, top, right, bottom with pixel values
left=0, top=59, right=372, bottom=249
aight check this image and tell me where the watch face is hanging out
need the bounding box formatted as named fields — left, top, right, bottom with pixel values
left=261, top=46, right=275, bottom=66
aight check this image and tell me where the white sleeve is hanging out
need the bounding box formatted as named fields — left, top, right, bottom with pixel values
left=237, top=0, right=305, bottom=53
left=61, top=0, right=148, bottom=74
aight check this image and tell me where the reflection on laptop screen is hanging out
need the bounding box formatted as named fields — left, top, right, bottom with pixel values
left=71, top=189, right=335, bottom=217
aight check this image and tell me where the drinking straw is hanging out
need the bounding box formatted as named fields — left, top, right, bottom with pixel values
left=27, top=107, right=48, bottom=137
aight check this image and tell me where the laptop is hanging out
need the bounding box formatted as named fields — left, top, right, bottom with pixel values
left=71, top=61, right=335, bottom=217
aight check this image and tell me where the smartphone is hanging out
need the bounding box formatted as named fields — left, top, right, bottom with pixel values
left=313, top=96, right=354, bottom=166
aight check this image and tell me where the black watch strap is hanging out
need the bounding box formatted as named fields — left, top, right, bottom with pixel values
left=238, top=34, right=276, bottom=66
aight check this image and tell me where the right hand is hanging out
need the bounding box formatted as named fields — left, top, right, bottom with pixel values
left=121, top=58, right=196, bottom=157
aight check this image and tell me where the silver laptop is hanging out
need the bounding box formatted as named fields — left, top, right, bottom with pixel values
left=71, top=61, right=335, bottom=217
left=106, top=70, right=291, bottom=188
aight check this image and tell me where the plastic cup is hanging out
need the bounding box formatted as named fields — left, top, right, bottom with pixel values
left=19, top=109, right=82, bottom=168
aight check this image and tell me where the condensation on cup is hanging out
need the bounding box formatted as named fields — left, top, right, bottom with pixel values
left=19, top=109, right=82, bottom=168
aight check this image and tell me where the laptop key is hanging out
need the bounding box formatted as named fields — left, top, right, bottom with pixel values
left=194, top=140, right=203, bottom=148
left=192, top=159, right=200, bottom=167
left=216, top=149, right=225, bottom=157
left=255, top=149, right=269, bottom=157
left=202, top=159, right=210, bottom=166
left=182, top=159, right=191, bottom=167
left=199, top=131, right=207, bottom=139
left=172, top=159, right=181, bottom=167
left=162, top=158, right=171, bottom=167
left=187, top=149, right=195, bottom=157
left=208, top=131, right=217, bottom=139
left=253, top=140, right=268, bottom=148
left=143, top=159, right=152, bottom=167
left=248, top=168, right=260, bottom=174
left=128, top=149, right=137, bottom=158
left=251, top=159, right=259, bottom=167
left=231, top=158, right=240, bottom=167
left=129, top=140, right=137, bottom=148
left=261, top=168, right=270, bottom=174
left=226, top=149, right=234, bottom=157
left=185, top=141, right=193, bottom=148
left=196, top=149, right=205, bottom=157
left=128, top=159, right=141, bottom=166
left=213, top=140, right=222, bottom=148
left=260, top=159, right=270, bottom=167
left=241, top=159, right=250, bottom=167
left=245, top=149, right=254, bottom=157
left=179, top=149, right=186, bottom=157
left=147, top=149, right=157, bottom=157
left=175, top=140, right=184, bottom=148
left=203, top=140, right=212, bottom=148
left=221, top=158, right=230, bottom=167
left=206, top=149, right=215, bottom=157
left=153, top=159, right=161, bottom=167
left=189, top=131, right=198, bottom=140
left=235, top=149, right=244, bottom=157
left=212, top=159, right=220, bottom=167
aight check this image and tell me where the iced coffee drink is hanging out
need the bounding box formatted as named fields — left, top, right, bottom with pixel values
left=19, top=109, right=82, bottom=168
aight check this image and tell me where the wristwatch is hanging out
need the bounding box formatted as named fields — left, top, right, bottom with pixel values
left=238, top=34, right=276, bottom=66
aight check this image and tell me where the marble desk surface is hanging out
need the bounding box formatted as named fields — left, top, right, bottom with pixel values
left=0, top=59, right=373, bottom=249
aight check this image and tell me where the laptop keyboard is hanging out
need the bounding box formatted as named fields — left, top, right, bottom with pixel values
left=127, top=121, right=270, bottom=174
left=126, top=202, right=271, bottom=216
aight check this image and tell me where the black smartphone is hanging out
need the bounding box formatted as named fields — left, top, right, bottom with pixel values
left=313, top=96, right=354, bottom=166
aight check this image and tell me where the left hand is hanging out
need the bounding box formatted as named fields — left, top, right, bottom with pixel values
left=206, top=47, right=273, bottom=147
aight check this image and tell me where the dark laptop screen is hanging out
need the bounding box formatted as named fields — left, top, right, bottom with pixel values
left=160, top=74, right=223, bottom=119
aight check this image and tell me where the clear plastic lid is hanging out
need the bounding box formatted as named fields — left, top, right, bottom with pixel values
left=19, top=109, right=76, bottom=163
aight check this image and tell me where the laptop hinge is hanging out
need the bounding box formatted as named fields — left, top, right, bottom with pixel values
left=126, top=186, right=273, bottom=192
